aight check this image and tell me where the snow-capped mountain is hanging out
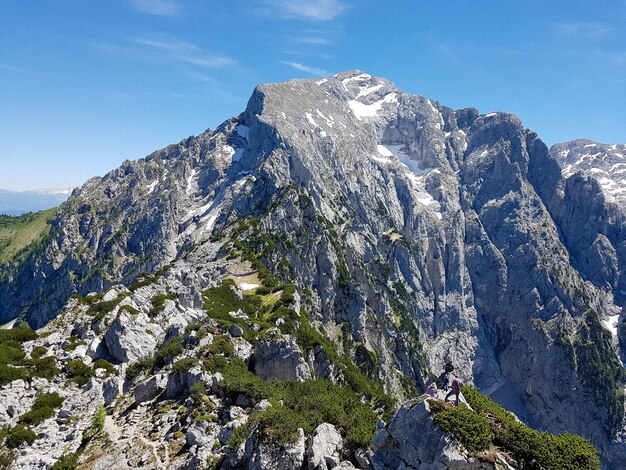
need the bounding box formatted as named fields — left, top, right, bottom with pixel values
left=0, top=188, right=74, bottom=216
left=0, top=72, right=624, bottom=469
left=551, top=139, right=626, bottom=209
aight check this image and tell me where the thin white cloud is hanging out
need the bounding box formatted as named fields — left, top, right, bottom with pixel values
left=0, top=62, right=27, bottom=72
left=298, top=37, right=332, bottom=45
left=130, top=0, right=180, bottom=16
left=557, top=22, right=612, bottom=38
left=280, top=60, right=328, bottom=76
left=264, top=0, right=347, bottom=21
left=134, top=38, right=235, bottom=68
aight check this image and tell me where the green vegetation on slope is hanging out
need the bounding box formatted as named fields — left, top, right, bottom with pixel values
left=0, top=208, right=56, bottom=264
left=0, top=326, right=59, bottom=386
left=430, top=387, right=600, bottom=470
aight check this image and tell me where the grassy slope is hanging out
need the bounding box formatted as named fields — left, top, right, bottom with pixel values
left=0, top=208, right=56, bottom=264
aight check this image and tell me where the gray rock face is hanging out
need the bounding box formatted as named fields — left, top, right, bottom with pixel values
left=133, top=374, right=166, bottom=404
left=372, top=398, right=465, bottom=469
left=104, top=312, right=163, bottom=364
left=225, top=427, right=306, bottom=470
left=307, top=422, right=343, bottom=470
left=254, top=333, right=311, bottom=381
left=165, top=365, right=204, bottom=398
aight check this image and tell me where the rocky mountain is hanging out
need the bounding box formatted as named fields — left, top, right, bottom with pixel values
left=0, top=71, right=625, bottom=469
left=0, top=188, right=73, bottom=216
left=551, top=139, right=626, bottom=210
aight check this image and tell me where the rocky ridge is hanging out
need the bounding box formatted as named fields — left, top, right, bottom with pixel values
left=0, top=71, right=625, bottom=468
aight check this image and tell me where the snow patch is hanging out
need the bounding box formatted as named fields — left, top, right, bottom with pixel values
left=379, top=144, right=441, bottom=218
left=348, top=93, right=397, bottom=120
left=602, top=314, right=621, bottom=338
left=376, top=145, right=393, bottom=157
left=185, top=169, right=197, bottom=195
left=239, top=283, right=260, bottom=291
left=316, top=109, right=334, bottom=128
left=315, top=78, right=328, bottom=85
left=305, top=112, right=318, bottom=127
left=145, top=180, right=158, bottom=195
left=356, top=83, right=384, bottom=99
left=341, top=73, right=371, bottom=89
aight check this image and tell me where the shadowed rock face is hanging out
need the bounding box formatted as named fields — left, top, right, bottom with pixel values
left=1, top=71, right=625, bottom=465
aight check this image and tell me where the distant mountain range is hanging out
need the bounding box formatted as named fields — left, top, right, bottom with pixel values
left=0, top=188, right=73, bottom=215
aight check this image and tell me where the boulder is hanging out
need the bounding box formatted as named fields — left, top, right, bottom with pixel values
left=224, top=426, right=306, bottom=470
left=307, top=422, right=343, bottom=470
left=104, top=312, right=163, bottom=363
left=371, top=398, right=472, bottom=470
left=254, top=333, right=311, bottom=381
left=165, top=365, right=204, bottom=398
left=102, top=375, right=123, bottom=405
left=134, top=374, right=166, bottom=404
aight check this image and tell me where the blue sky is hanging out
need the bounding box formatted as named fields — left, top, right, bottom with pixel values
left=1, top=0, right=624, bottom=191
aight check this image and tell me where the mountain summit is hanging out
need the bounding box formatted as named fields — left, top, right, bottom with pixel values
left=0, top=71, right=625, bottom=468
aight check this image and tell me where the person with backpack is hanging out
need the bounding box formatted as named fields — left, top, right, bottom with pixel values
left=445, top=376, right=464, bottom=406
left=439, top=360, right=454, bottom=389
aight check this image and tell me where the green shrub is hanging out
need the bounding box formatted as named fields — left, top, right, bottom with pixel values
left=0, top=327, right=38, bottom=343
left=190, top=381, right=207, bottom=405
left=155, top=335, right=184, bottom=367
left=66, top=359, right=93, bottom=386
left=5, top=424, right=37, bottom=448
left=120, top=304, right=140, bottom=315
left=30, top=345, right=48, bottom=359
left=171, top=357, right=198, bottom=374
left=83, top=405, right=106, bottom=442
left=93, top=358, right=116, bottom=375
left=0, top=448, right=15, bottom=468
left=0, top=341, right=25, bottom=364
left=19, top=392, right=64, bottom=425
left=148, top=293, right=177, bottom=318
left=125, top=354, right=155, bottom=381
left=62, top=336, right=85, bottom=352
left=209, top=336, right=234, bottom=357
left=462, top=387, right=600, bottom=469
left=247, top=405, right=308, bottom=447
left=26, top=356, right=59, bottom=379
left=50, top=452, right=79, bottom=470
left=432, top=403, right=492, bottom=452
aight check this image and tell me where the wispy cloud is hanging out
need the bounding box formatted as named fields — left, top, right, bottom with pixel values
left=557, top=22, right=612, bottom=38
left=129, top=0, right=180, bottom=17
left=0, top=62, right=27, bottom=72
left=280, top=60, right=328, bottom=76
left=298, top=37, right=332, bottom=45
left=134, top=38, right=234, bottom=67
left=263, top=0, right=347, bottom=21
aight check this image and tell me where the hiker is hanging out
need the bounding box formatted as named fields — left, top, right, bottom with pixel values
left=445, top=376, right=464, bottom=406
left=439, top=360, right=454, bottom=389
left=426, top=382, right=438, bottom=398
